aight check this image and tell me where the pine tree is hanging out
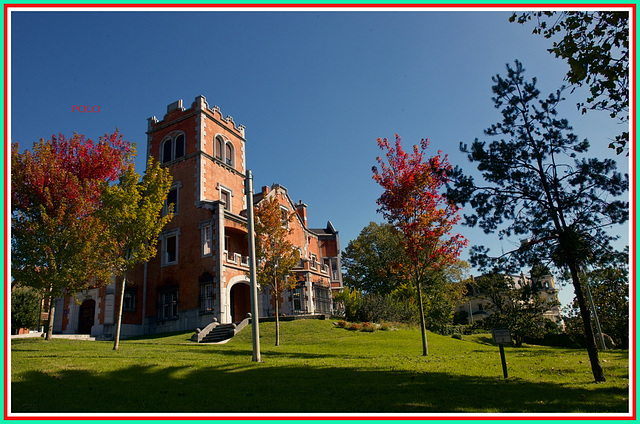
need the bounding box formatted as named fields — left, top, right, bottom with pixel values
left=447, top=61, right=628, bottom=381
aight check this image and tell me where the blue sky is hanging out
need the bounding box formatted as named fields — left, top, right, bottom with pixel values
left=9, top=7, right=631, bottom=307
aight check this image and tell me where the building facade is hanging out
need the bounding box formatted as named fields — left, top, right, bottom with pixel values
left=456, top=272, right=563, bottom=326
left=53, top=96, right=343, bottom=338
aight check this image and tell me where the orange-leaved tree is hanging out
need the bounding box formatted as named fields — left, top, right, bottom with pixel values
left=372, top=134, right=467, bottom=356
left=254, top=196, right=300, bottom=346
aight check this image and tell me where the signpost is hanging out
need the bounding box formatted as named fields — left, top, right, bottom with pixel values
left=491, top=328, right=511, bottom=379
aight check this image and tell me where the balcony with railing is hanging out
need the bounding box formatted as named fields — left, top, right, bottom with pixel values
left=294, top=257, right=333, bottom=276
left=224, top=250, right=249, bottom=267
left=224, top=226, right=249, bottom=269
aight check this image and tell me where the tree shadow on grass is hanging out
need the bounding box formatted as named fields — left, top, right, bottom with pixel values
left=11, top=361, right=629, bottom=415
left=473, top=336, right=496, bottom=346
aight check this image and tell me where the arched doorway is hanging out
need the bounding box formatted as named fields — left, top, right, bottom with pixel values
left=77, top=299, right=95, bottom=334
left=230, top=283, right=251, bottom=323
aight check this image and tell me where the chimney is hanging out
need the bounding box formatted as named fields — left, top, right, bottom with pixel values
left=262, top=186, right=269, bottom=195
left=295, top=201, right=308, bottom=227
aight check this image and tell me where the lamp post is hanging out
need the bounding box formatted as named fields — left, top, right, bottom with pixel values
left=245, top=169, right=261, bottom=362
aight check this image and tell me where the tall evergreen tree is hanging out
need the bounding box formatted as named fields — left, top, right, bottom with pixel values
left=447, top=61, right=628, bottom=382
left=510, top=11, right=629, bottom=154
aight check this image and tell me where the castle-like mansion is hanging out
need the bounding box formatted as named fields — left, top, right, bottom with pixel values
left=52, top=96, right=343, bottom=338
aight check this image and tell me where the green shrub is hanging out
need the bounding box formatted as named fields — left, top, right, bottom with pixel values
left=11, top=285, right=41, bottom=333
left=356, top=293, right=418, bottom=324
left=333, top=287, right=362, bottom=322
left=432, top=324, right=472, bottom=336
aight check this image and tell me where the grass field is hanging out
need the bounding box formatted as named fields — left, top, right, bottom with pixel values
left=10, top=319, right=630, bottom=415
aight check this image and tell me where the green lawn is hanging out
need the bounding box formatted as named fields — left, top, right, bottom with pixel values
left=10, top=319, right=630, bottom=414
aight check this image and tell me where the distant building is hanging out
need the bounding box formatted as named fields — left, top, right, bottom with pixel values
left=456, top=272, right=563, bottom=326
left=52, top=96, right=343, bottom=338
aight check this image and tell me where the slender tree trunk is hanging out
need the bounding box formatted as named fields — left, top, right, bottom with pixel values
left=568, top=260, right=606, bottom=382
left=535, top=150, right=605, bottom=382
left=274, top=292, right=280, bottom=347
left=415, top=279, right=428, bottom=356
left=45, top=298, right=55, bottom=341
left=113, top=275, right=127, bottom=351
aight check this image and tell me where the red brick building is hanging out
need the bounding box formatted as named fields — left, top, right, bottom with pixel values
left=52, top=96, right=343, bottom=338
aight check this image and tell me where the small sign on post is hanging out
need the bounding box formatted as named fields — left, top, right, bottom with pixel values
left=491, top=328, right=512, bottom=379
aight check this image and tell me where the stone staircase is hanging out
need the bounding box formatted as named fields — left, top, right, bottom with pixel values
left=200, top=323, right=236, bottom=343
left=192, top=317, right=250, bottom=343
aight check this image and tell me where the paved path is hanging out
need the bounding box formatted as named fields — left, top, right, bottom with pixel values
left=10, top=332, right=95, bottom=341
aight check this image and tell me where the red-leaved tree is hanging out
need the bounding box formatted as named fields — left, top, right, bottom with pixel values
left=372, top=135, right=467, bottom=355
left=12, top=131, right=133, bottom=340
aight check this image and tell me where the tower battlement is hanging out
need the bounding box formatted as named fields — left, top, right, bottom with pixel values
left=147, top=95, right=246, bottom=138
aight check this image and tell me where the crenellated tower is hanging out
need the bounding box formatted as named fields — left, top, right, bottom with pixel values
left=140, top=95, right=250, bottom=333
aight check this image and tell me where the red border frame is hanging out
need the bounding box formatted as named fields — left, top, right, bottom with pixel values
left=3, top=3, right=636, bottom=421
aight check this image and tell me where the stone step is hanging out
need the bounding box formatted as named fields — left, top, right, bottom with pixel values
left=200, top=324, right=236, bottom=343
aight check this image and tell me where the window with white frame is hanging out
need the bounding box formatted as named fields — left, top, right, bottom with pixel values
left=324, top=257, right=339, bottom=281
left=280, top=206, right=290, bottom=229
left=219, top=186, right=232, bottom=211
left=161, top=230, right=179, bottom=266
left=202, top=224, right=212, bottom=257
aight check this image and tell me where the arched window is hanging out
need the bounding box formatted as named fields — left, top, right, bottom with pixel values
left=175, top=134, right=185, bottom=159
left=160, top=132, right=186, bottom=164
left=215, top=136, right=223, bottom=160
left=225, top=142, right=234, bottom=167
left=162, top=138, right=173, bottom=164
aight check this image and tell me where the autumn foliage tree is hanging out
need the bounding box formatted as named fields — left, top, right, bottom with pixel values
left=99, top=158, right=173, bottom=350
left=372, top=135, right=467, bottom=356
left=11, top=131, right=132, bottom=340
left=253, top=196, right=301, bottom=346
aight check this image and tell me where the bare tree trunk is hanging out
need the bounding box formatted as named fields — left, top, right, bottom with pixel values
left=113, top=275, right=127, bottom=351
left=45, top=298, right=55, bottom=341
left=274, top=292, right=280, bottom=347
left=415, top=279, right=428, bottom=356
left=568, top=260, right=606, bottom=382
